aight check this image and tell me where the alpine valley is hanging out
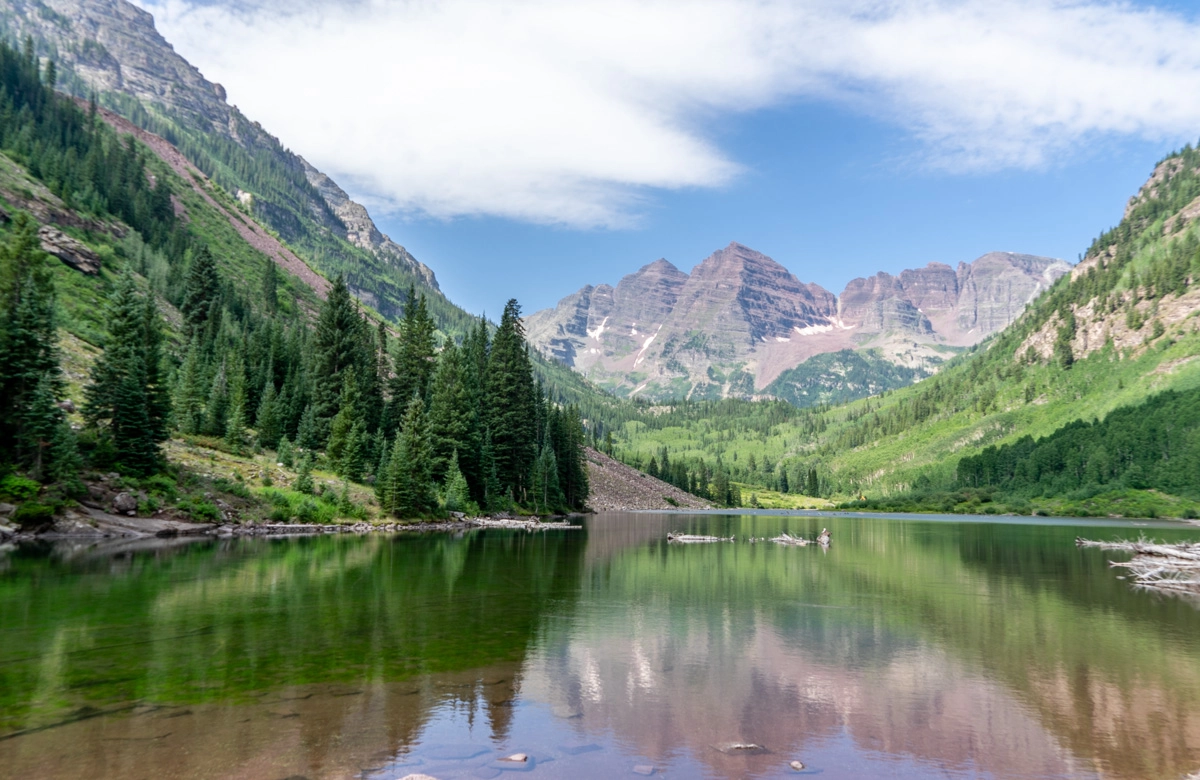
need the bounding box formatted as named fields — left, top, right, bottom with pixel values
left=0, top=0, right=1198, bottom=530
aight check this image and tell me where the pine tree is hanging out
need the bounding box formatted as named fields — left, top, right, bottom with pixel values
left=181, top=245, right=220, bottom=336
left=549, top=405, right=588, bottom=510
left=296, top=403, right=321, bottom=451
left=83, top=272, right=170, bottom=475
left=204, top=359, right=229, bottom=436
left=806, top=467, right=820, bottom=497
left=485, top=299, right=536, bottom=503
left=327, top=372, right=361, bottom=472
left=310, top=274, right=362, bottom=441
left=255, top=379, right=282, bottom=449
left=427, top=342, right=478, bottom=482
left=277, top=435, right=295, bottom=467
left=173, top=335, right=206, bottom=435
left=224, top=352, right=248, bottom=451
left=294, top=454, right=314, bottom=494
left=0, top=214, right=70, bottom=479
left=385, top=285, right=436, bottom=433
left=261, top=256, right=278, bottom=313
left=532, top=431, right=563, bottom=512
left=374, top=437, right=392, bottom=505
left=443, top=449, right=472, bottom=513
left=384, top=396, right=435, bottom=517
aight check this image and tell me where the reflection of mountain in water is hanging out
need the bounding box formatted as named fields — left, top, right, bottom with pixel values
left=526, top=514, right=1200, bottom=779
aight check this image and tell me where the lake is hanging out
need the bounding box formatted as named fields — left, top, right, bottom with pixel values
left=2, top=512, right=1199, bottom=779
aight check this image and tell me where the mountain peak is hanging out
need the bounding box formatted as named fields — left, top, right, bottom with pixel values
left=526, top=244, right=1069, bottom=401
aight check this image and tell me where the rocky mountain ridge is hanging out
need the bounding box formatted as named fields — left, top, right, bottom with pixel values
left=1, top=0, right=440, bottom=296
left=526, top=242, right=1070, bottom=402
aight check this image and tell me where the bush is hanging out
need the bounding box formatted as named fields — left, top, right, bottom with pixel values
left=179, top=497, right=221, bottom=522
left=141, top=473, right=178, bottom=502
left=0, top=475, right=41, bottom=502
left=12, top=502, right=56, bottom=528
left=213, top=477, right=252, bottom=500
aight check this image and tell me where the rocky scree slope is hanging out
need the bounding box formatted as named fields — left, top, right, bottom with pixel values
left=526, top=241, right=1068, bottom=403
left=585, top=448, right=713, bottom=512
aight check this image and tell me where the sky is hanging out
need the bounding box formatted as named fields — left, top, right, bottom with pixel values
left=133, top=0, right=1200, bottom=317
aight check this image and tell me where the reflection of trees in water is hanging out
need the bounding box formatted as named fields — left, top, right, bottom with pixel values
left=0, top=528, right=587, bottom=772
left=527, top=514, right=1200, bottom=779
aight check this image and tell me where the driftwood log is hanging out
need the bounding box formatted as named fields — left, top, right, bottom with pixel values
left=667, top=532, right=733, bottom=543
left=1077, top=537, right=1200, bottom=599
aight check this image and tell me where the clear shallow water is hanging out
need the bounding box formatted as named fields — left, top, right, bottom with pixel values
left=2, top=512, right=1200, bottom=779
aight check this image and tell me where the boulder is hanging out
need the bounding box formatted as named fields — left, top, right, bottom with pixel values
left=38, top=227, right=101, bottom=275
left=0, top=503, right=15, bottom=518
left=112, top=492, right=138, bottom=513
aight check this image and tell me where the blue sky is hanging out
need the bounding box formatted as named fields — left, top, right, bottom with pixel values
left=139, top=0, right=1200, bottom=316
left=382, top=103, right=1176, bottom=315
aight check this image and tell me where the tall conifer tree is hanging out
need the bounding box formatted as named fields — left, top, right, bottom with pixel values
left=83, top=272, right=170, bottom=474
left=485, top=299, right=536, bottom=503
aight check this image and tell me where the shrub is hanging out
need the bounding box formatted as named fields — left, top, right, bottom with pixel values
left=12, top=502, right=55, bottom=528
left=179, top=497, right=221, bottom=522
left=0, top=475, right=41, bottom=502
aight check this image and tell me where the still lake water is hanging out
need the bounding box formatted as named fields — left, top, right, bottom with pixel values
left=2, top=511, right=1200, bottom=780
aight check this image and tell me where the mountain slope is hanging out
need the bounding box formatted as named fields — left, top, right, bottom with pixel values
left=0, top=0, right=476, bottom=331
left=527, top=241, right=1068, bottom=404
left=600, top=143, right=1200, bottom=516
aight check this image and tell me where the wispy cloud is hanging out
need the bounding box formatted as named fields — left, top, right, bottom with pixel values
left=134, top=0, right=1200, bottom=227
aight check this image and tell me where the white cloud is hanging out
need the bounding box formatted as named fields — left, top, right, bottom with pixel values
left=133, top=0, right=1200, bottom=227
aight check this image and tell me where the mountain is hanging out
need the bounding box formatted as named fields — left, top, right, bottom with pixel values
left=603, top=142, right=1200, bottom=517
left=526, top=241, right=1069, bottom=403
left=0, top=0, right=456, bottom=327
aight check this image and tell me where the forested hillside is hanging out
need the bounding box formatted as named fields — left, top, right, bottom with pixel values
left=597, top=142, right=1200, bottom=518
left=0, top=42, right=588, bottom=528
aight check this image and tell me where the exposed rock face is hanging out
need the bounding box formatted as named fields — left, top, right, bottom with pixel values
left=526, top=243, right=1069, bottom=402
left=2, top=0, right=439, bottom=291
left=38, top=226, right=100, bottom=274
left=300, top=159, right=440, bottom=291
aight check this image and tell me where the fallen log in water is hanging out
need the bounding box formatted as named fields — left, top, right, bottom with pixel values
left=470, top=517, right=582, bottom=530
left=1077, top=537, right=1200, bottom=600
left=769, top=533, right=810, bottom=547
left=667, top=532, right=733, bottom=543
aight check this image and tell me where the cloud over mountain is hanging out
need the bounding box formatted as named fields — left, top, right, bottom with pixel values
left=136, top=0, right=1200, bottom=227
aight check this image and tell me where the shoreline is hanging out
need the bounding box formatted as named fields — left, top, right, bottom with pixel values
left=0, top=511, right=589, bottom=544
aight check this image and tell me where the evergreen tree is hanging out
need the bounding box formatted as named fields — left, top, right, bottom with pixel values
left=255, top=379, right=282, bottom=448
left=173, top=335, right=206, bottom=435
left=385, top=285, right=436, bottom=432
left=310, top=274, right=362, bottom=440
left=383, top=396, right=435, bottom=517
left=485, top=299, right=537, bottom=503
left=296, top=403, right=321, bottom=451
left=374, top=437, right=392, bottom=505
left=204, top=359, right=229, bottom=436
left=427, top=342, right=478, bottom=482
left=181, top=245, right=220, bottom=336
left=261, top=256, right=278, bottom=313
left=277, top=434, right=295, bottom=467
left=327, top=372, right=361, bottom=473
left=0, top=214, right=70, bottom=480
left=294, top=454, right=314, bottom=494
left=532, top=430, right=564, bottom=512
left=443, top=449, right=472, bottom=513
left=224, top=352, right=248, bottom=451
left=83, top=272, right=170, bottom=475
